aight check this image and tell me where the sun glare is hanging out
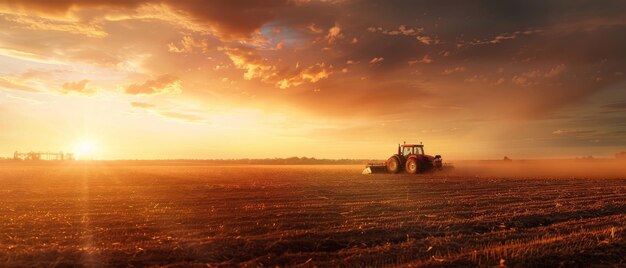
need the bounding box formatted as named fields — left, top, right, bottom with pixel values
left=74, top=140, right=98, bottom=160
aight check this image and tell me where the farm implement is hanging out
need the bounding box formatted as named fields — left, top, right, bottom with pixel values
left=363, top=142, right=453, bottom=174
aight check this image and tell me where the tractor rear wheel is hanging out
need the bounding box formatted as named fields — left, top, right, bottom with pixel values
left=405, top=158, right=419, bottom=174
left=386, top=156, right=400, bottom=173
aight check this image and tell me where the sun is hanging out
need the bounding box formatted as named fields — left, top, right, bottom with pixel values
left=74, top=140, right=98, bottom=160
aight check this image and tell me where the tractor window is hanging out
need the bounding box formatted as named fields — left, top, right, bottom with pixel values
left=402, top=147, right=413, bottom=156
left=415, top=147, right=424, bottom=155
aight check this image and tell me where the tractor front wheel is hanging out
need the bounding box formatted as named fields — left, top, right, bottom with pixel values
left=405, top=158, right=419, bottom=174
left=386, top=156, right=400, bottom=173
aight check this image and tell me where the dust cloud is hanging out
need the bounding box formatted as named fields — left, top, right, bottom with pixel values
left=448, top=159, right=626, bottom=179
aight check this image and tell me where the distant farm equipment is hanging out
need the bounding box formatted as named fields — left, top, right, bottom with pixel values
left=363, top=142, right=452, bottom=174
left=13, top=151, right=73, bottom=161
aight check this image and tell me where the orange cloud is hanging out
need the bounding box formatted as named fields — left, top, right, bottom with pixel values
left=415, top=35, right=438, bottom=45
left=301, top=63, right=331, bottom=83
left=221, top=44, right=332, bottom=89
left=221, top=45, right=277, bottom=81
left=125, top=75, right=181, bottom=95
left=468, top=29, right=542, bottom=46
left=0, top=77, right=39, bottom=92
left=326, top=23, right=342, bottom=44
left=167, top=36, right=210, bottom=53
left=61, top=79, right=95, bottom=95
left=369, top=24, right=439, bottom=45
left=369, top=57, right=384, bottom=64
left=2, top=13, right=108, bottom=38
left=276, top=63, right=332, bottom=89
left=370, top=25, right=424, bottom=36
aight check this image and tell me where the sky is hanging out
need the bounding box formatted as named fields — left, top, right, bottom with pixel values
left=0, top=0, right=625, bottom=160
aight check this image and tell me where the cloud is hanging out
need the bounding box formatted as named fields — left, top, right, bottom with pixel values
left=325, top=23, right=342, bottom=44
left=545, top=64, right=566, bottom=78
left=221, top=45, right=277, bottom=81
left=464, top=74, right=487, bottom=83
left=276, top=63, right=332, bottom=89
left=467, top=30, right=543, bottom=46
left=369, top=57, right=384, bottom=64
left=0, top=77, right=39, bottom=92
left=369, top=25, right=424, bottom=36
left=307, top=23, right=324, bottom=34
left=1, top=13, right=108, bottom=38
left=408, top=55, right=433, bottom=65
left=169, top=0, right=291, bottom=40
left=415, top=35, right=438, bottom=45
left=511, top=65, right=567, bottom=86
left=222, top=44, right=332, bottom=89
left=300, top=63, right=331, bottom=83
left=167, top=36, right=210, bottom=53
left=442, top=67, right=465, bottom=75
left=0, top=0, right=294, bottom=39
left=61, top=79, right=95, bottom=95
left=129, top=101, right=204, bottom=123
left=130, top=101, right=155, bottom=108
left=511, top=75, right=531, bottom=86
left=125, top=74, right=181, bottom=95
left=368, top=24, right=438, bottom=45
left=552, top=129, right=595, bottom=135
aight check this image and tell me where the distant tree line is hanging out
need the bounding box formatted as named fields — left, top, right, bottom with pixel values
left=0, top=156, right=378, bottom=164
left=184, top=157, right=372, bottom=165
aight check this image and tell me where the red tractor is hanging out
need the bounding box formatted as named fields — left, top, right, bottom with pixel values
left=364, top=142, right=444, bottom=174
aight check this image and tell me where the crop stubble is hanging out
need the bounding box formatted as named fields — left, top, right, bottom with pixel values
left=0, top=163, right=624, bottom=267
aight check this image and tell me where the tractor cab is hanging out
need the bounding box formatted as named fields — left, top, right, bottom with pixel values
left=400, top=144, right=424, bottom=157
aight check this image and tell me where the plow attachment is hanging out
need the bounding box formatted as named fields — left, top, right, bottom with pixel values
left=362, top=162, right=455, bottom=174
left=362, top=162, right=388, bottom=174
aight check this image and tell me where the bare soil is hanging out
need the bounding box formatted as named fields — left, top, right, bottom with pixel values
left=0, top=162, right=624, bottom=267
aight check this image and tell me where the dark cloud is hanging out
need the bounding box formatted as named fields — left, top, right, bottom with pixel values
left=0, top=0, right=291, bottom=38
left=172, top=0, right=290, bottom=39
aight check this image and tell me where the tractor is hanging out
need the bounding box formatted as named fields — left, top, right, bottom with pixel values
left=363, top=142, right=445, bottom=174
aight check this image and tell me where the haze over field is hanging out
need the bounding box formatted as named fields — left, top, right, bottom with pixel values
left=1, top=1, right=625, bottom=160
